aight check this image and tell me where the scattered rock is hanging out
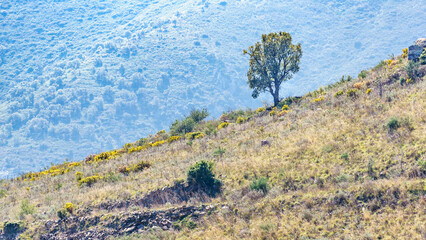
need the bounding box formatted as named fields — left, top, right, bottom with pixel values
left=261, top=140, right=271, bottom=147
left=408, top=38, right=426, bottom=61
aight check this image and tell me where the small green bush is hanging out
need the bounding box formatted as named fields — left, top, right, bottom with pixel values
left=250, top=177, right=269, bottom=194
left=404, top=61, right=420, bottom=80
left=420, top=49, right=426, bottom=65
left=341, top=153, right=349, bottom=160
left=334, top=90, right=344, bottom=97
left=0, top=189, right=6, bottom=198
left=188, top=108, right=209, bottom=123
left=57, top=208, right=68, bottom=219
left=358, top=70, right=368, bottom=79
left=187, top=161, right=221, bottom=191
left=3, top=221, right=22, bottom=235
left=19, top=199, right=35, bottom=218
left=170, top=118, right=195, bottom=135
left=346, top=89, right=358, bottom=98
left=386, top=117, right=400, bottom=132
left=236, top=116, right=248, bottom=124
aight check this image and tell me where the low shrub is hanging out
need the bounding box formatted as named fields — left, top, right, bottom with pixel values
left=256, top=107, right=265, bottom=113
left=420, top=49, right=426, bottom=65
left=19, top=199, right=35, bottom=218
left=65, top=203, right=74, bottom=214
left=75, top=171, right=83, bottom=181
left=250, top=177, right=269, bottom=194
left=217, top=122, right=230, bottom=130
left=78, top=175, right=101, bottom=186
left=334, top=90, right=344, bottom=97
left=130, top=160, right=151, bottom=172
left=187, top=160, right=221, bottom=192
left=386, top=117, right=400, bottom=132
left=358, top=70, right=368, bottom=79
left=366, top=88, right=372, bottom=94
left=281, top=105, right=289, bottom=111
left=236, top=116, right=248, bottom=124
left=57, top=208, right=68, bottom=220
left=168, top=136, right=181, bottom=143
left=3, top=221, right=22, bottom=235
left=346, top=89, right=358, bottom=98
left=185, top=132, right=205, bottom=140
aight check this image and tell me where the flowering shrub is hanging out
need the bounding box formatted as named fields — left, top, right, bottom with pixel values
left=269, top=110, right=276, bottom=116
left=78, top=175, right=101, bottom=186
left=151, top=140, right=166, bottom=147
left=217, top=122, right=230, bottom=130
left=346, top=89, right=358, bottom=98
left=366, top=89, right=372, bottom=94
left=128, top=145, right=149, bottom=153
left=256, top=107, right=265, bottom=113
left=119, top=160, right=151, bottom=174
left=168, top=136, right=181, bottom=143
left=311, top=96, right=324, bottom=102
left=185, top=132, right=205, bottom=140
left=281, top=105, right=289, bottom=110
left=402, top=48, right=408, bottom=58
left=75, top=171, right=83, bottom=181
left=92, top=150, right=119, bottom=162
left=334, top=90, right=344, bottom=97
left=19, top=161, right=81, bottom=181
left=236, top=116, right=248, bottom=124
left=277, top=110, right=289, bottom=117
left=65, top=203, right=74, bottom=214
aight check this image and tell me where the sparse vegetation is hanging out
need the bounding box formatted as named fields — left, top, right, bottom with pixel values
left=0, top=51, right=425, bottom=239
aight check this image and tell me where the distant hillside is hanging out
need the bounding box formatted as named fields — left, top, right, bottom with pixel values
left=0, top=50, right=425, bottom=239
left=1, top=0, right=426, bottom=177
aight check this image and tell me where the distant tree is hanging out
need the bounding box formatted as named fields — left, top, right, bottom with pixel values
left=244, top=32, right=302, bottom=106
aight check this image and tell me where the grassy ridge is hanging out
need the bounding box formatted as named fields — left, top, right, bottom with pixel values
left=0, top=52, right=425, bottom=239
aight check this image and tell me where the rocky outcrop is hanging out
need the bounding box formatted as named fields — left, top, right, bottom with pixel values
left=408, top=38, right=426, bottom=61
left=40, top=205, right=216, bottom=240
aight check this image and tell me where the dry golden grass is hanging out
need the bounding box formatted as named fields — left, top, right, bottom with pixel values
left=0, top=55, right=425, bottom=239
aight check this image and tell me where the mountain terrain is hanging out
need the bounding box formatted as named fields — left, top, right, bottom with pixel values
left=0, top=50, right=425, bottom=239
left=1, top=0, right=426, bottom=177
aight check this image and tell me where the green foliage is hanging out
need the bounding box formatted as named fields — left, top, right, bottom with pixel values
left=170, top=118, right=195, bottom=135
left=341, top=153, right=349, bottom=160
left=236, top=116, right=248, bottom=124
left=386, top=117, right=400, bottom=132
left=404, top=61, right=420, bottom=80
left=373, top=60, right=387, bottom=71
left=19, top=199, right=35, bottom=218
left=213, top=147, right=226, bottom=158
left=250, top=177, right=270, bottom=194
left=244, top=32, right=302, bottom=106
left=57, top=208, right=68, bottom=219
left=185, top=132, right=205, bottom=140
left=187, top=161, right=221, bottom=191
left=420, top=49, right=426, bottom=65
left=346, top=89, right=358, bottom=98
left=334, top=90, right=344, bottom=97
left=358, top=70, right=368, bottom=79
left=3, top=221, right=22, bottom=235
left=170, top=109, right=209, bottom=136
left=75, top=171, right=83, bottom=181
left=188, top=108, right=209, bottom=123
left=0, top=189, right=6, bottom=199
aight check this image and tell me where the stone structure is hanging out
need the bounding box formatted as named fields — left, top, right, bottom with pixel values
left=408, top=38, right=426, bottom=61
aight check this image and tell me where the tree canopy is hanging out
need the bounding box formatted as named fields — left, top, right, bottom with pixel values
left=244, top=32, right=302, bottom=106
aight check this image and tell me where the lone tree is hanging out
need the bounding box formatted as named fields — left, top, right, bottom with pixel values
left=244, top=32, right=302, bottom=106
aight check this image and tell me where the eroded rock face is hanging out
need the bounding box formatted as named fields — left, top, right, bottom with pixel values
left=408, top=38, right=426, bottom=61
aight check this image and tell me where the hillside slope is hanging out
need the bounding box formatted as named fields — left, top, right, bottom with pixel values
left=1, top=0, right=426, bottom=178
left=0, top=51, right=425, bottom=239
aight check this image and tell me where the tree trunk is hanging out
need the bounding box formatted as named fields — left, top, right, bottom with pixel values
left=273, top=91, right=280, bottom=106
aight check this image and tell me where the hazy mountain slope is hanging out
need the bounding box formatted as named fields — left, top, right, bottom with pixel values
left=1, top=0, right=426, bottom=177
left=0, top=52, right=424, bottom=239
